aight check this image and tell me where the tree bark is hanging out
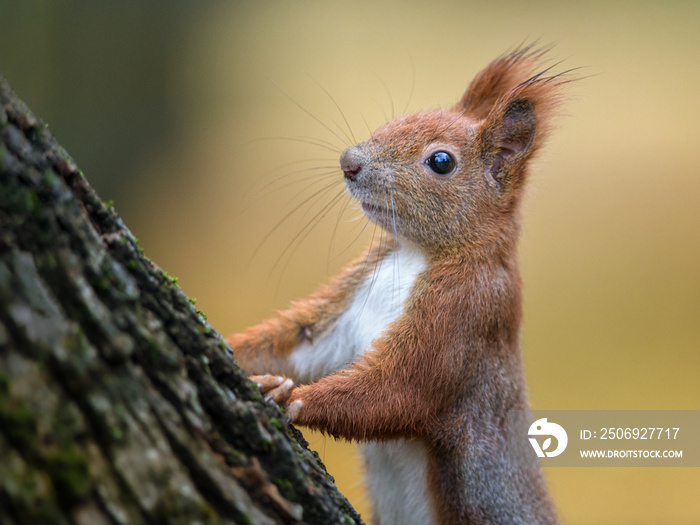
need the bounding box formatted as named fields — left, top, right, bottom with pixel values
left=0, top=76, right=364, bottom=525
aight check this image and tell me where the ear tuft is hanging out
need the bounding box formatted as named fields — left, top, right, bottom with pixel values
left=454, top=45, right=549, bottom=120
left=461, top=46, right=573, bottom=189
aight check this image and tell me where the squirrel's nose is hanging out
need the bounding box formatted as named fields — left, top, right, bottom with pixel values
left=340, top=146, right=364, bottom=181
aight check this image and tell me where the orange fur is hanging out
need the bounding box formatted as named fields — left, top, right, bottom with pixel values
left=230, top=46, right=571, bottom=524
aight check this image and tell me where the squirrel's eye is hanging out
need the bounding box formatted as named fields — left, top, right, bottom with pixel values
left=426, top=151, right=456, bottom=176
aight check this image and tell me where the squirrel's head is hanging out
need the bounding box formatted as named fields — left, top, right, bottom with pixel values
left=341, top=47, right=570, bottom=256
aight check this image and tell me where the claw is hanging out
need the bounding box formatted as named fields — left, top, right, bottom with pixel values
left=285, top=399, right=303, bottom=422
left=264, top=378, right=294, bottom=405
left=250, top=375, right=295, bottom=407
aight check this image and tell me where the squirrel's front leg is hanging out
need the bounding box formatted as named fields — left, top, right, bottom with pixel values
left=227, top=312, right=313, bottom=379
left=229, top=244, right=391, bottom=383
left=279, top=353, right=437, bottom=441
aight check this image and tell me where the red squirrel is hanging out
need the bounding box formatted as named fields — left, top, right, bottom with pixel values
left=228, top=47, right=569, bottom=524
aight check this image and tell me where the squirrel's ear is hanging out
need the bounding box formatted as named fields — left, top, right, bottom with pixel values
left=454, top=47, right=544, bottom=120
left=477, top=96, right=537, bottom=189
left=459, top=47, right=570, bottom=189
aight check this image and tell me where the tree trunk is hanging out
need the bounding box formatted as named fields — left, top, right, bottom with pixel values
left=0, top=76, right=364, bottom=525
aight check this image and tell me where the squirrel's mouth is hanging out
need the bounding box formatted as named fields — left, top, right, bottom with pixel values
left=361, top=201, right=386, bottom=217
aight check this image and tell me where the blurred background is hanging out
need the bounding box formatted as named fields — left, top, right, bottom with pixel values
left=1, top=1, right=698, bottom=523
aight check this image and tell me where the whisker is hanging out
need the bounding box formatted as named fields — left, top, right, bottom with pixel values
left=248, top=178, right=343, bottom=266
left=246, top=164, right=340, bottom=203
left=294, top=179, right=345, bottom=226
left=440, top=113, right=467, bottom=135
left=361, top=188, right=393, bottom=310
left=375, top=75, right=395, bottom=121
left=289, top=181, right=346, bottom=225
left=311, top=78, right=357, bottom=145
left=271, top=187, right=349, bottom=292
left=327, top=192, right=354, bottom=273
left=253, top=135, right=343, bottom=154
left=243, top=155, right=337, bottom=196
left=360, top=113, right=374, bottom=138
left=389, top=187, right=400, bottom=305
left=266, top=169, right=340, bottom=196
left=270, top=79, right=350, bottom=148
left=334, top=203, right=374, bottom=260
left=244, top=171, right=339, bottom=215
left=361, top=219, right=385, bottom=312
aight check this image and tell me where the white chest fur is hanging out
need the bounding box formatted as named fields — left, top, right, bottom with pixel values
left=289, top=242, right=435, bottom=524
left=361, top=439, right=435, bottom=525
left=289, top=242, right=428, bottom=381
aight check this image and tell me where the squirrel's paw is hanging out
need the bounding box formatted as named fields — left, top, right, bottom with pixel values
left=284, top=399, right=303, bottom=422
left=250, top=374, right=295, bottom=406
